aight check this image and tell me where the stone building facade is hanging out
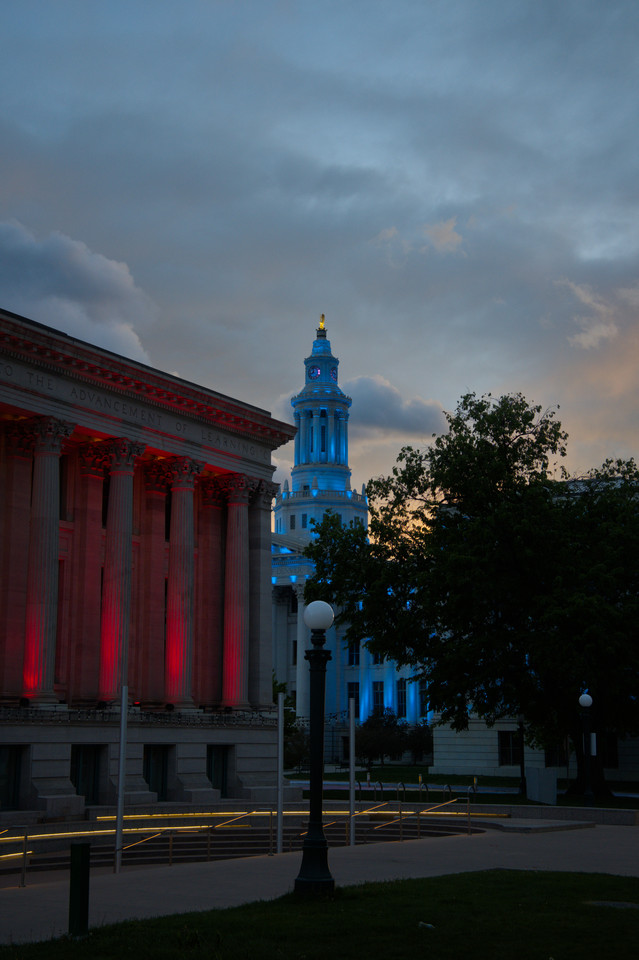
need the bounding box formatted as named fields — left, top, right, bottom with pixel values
left=0, top=307, right=295, bottom=817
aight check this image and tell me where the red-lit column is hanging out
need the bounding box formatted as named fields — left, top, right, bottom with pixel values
left=23, top=417, right=74, bottom=703
left=68, top=443, right=110, bottom=702
left=0, top=424, right=35, bottom=697
left=136, top=460, right=170, bottom=704
left=249, top=480, right=279, bottom=708
left=220, top=474, right=253, bottom=709
left=164, top=457, right=202, bottom=708
left=196, top=478, right=225, bottom=706
left=98, top=438, right=145, bottom=703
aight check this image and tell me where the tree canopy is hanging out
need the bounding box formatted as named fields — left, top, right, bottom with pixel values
left=304, top=392, right=639, bottom=793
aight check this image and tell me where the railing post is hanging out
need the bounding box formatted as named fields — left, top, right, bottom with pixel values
left=269, top=809, right=274, bottom=856
left=168, top=831, right=173, bottom=866
left=207, top=825, right=212, bottom=860
left=20, top=827, right=28, bottom=887
left=399, top=801, right=403, bottom=842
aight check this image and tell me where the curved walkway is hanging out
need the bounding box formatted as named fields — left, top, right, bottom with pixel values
left=1, top=819, right=638, bottom=944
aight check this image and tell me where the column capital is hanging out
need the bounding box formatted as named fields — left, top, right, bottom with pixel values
left=200, top=476, right=226, bottom=507
left=105, top=438, right=146, bottom=472
left=166, top=456, right=204, bottom=489
left=252, top=479, right=279, bottom=509
left=30, top=416, right=74, bottom=454
left=78, top=443, right=110, bottom=478
left=3, top=421, right=36, bottom=459
left=143, top=459, right=171, bottom=494
left=218, top=472, right=256, bottom=505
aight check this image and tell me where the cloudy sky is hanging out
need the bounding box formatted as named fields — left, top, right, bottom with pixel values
left=2, top=1, right=639, bottom=487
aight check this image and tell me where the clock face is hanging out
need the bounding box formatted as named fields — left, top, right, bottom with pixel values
left=330, top=367, right=338, bottom=382
left=308, top=366, right=321, bottom=380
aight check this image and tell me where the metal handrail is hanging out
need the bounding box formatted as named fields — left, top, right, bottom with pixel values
left=396, top=782, right=406, bottom=801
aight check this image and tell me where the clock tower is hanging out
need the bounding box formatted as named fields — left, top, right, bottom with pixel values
left=273, top=315, right=367, bottom=536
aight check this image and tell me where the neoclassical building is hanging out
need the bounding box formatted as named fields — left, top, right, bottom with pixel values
left=0, top=307, right=295, bottom=816
left=271, top=318, right=424, bottom=750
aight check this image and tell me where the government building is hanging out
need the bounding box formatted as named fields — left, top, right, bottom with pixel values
left=0, top=307, right=295, bottom=817
left=271, top=317, right=425, bottom=760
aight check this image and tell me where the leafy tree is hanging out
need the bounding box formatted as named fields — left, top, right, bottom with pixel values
left=305, top=392, right=639, bottom=797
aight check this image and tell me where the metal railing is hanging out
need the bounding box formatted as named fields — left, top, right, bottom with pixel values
left=0, top=800, right=488, bottom=885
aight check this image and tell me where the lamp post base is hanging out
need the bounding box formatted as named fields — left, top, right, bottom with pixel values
left=294, top=834, right=335, bottom=896
left=294, top=875, right=336, bottom=897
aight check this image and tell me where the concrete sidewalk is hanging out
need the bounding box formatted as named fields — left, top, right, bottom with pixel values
left=1, top=820, right=638, bottom=944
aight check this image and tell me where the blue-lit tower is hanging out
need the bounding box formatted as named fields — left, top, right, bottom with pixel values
left=272, top=317, right=423, bottom=736
left=273, top=315, right=367, bottom=535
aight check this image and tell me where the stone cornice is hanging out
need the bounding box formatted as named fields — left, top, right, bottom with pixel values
left=0, top=308, right=295, bottom=450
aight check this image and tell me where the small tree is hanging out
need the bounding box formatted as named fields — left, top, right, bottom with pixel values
left=355, top=709, right=407, bottom=768
left=406, top=720, right=433, bottom=765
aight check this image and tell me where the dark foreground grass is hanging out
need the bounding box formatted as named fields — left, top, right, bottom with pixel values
left=2, top=871, right=639, bottom=960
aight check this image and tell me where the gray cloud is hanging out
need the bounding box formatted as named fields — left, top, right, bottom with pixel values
left=0, top=220, right=155, bottom=361
left=1, top=1, right=639, bottom=479
left=345, top=376, right=446, bottom=438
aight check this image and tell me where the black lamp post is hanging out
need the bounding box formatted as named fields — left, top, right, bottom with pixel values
left=294, top=600, right=335, bottom=896
left=579, top=692, right=594, bottom=805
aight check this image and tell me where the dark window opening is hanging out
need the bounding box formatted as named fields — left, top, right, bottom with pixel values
left=70, top=745, right=102, bottom=805
left=143, top=744, right=170, bottom=801
left=0, top=746, right=22, bottom=810
left=207, top=745, right=229, bottom=797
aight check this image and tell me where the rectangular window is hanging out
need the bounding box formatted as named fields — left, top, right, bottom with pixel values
left=347, top=640, right=360, bottom=666
left=372, top=680, right=384, bottom=713
left=347, top=682, right=359, bottom=716
left=321, top=424, right=326, bottom=453
left=371, top=650, right=384, bottom=666
left=498, top=730, right=522, bottom=767
left=302, top=514, right=308, bottom=529
left=289, top=514, right=296, bottom=530
left=397, top=678, right=407, bottom=718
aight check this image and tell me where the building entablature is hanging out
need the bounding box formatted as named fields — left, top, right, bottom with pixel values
left=0, top=309, right=295, bottom=467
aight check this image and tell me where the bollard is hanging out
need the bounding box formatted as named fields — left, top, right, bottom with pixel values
left=68, top=841, right=91, bottom=939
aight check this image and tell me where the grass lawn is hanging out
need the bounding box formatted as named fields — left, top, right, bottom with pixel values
left=1, top=871, right=638, bottom=960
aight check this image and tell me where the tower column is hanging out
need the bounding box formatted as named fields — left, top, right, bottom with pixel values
left=312, top=410, right=321, bottom=463
left=327, top=407, right=336, bottom=462
left=23, top=417, right=74, bottom=703
left=165, top=457, right=203, bottom=707
left=294, top=411, right=301, bottom=465
left=99, top=438, right=145, bottom=703
left=220, top=474, right=252, bottom=708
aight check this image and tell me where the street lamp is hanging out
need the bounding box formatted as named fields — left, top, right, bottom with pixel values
left=294, top=600, right=335, bottom=896
left=579, top=692, right=594, bottom=805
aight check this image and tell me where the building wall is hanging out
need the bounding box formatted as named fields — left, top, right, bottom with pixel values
left=0, top=308, right=295, bottom=815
